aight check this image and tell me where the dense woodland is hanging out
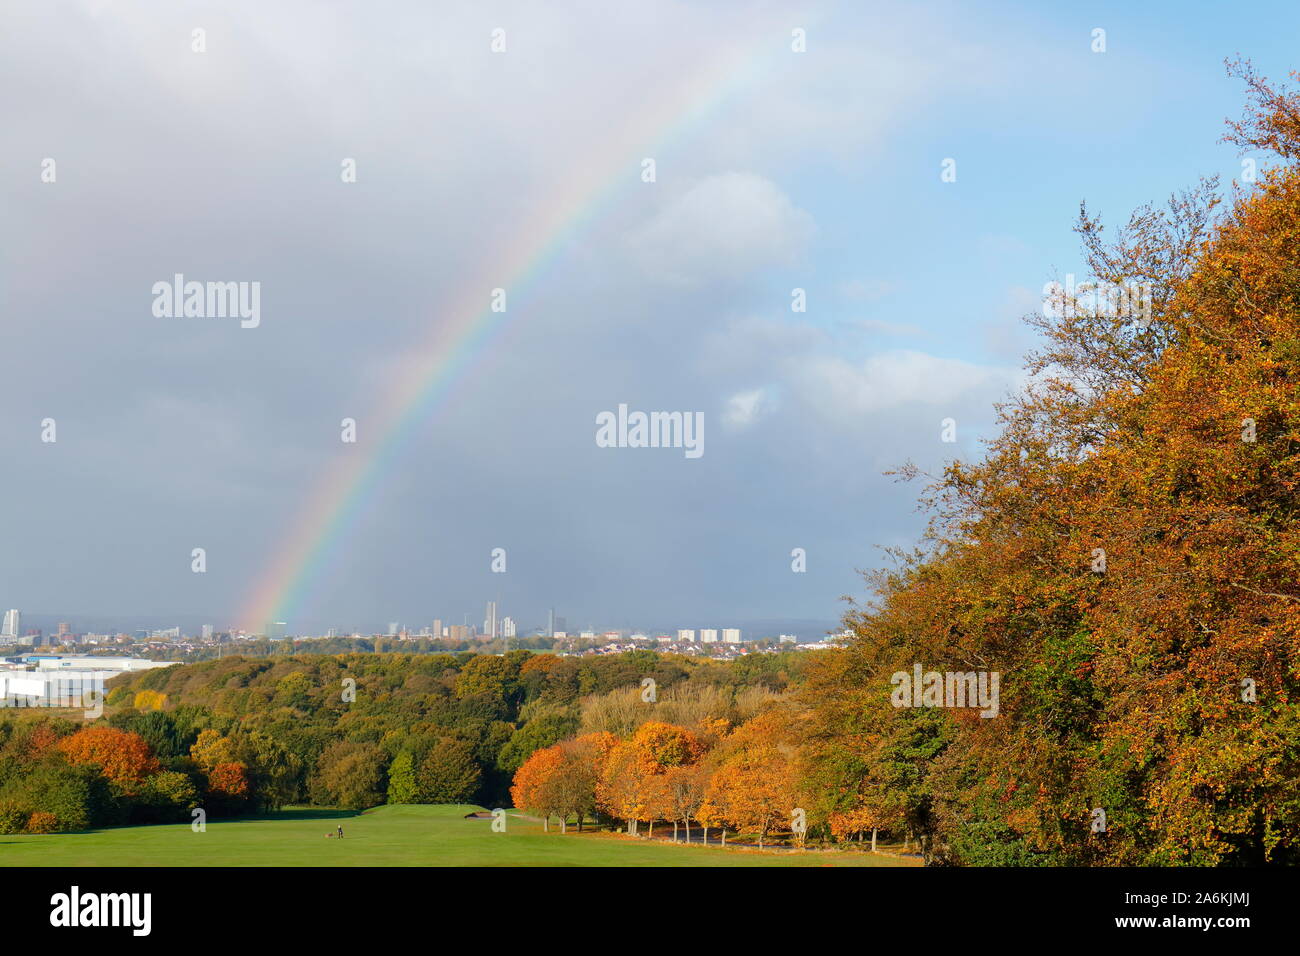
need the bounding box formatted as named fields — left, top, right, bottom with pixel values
left=120, top=634, right=569, bottom=664
left=0, top=650, right=804, bottom=838
left=4, top=65, right=1300, bottom=864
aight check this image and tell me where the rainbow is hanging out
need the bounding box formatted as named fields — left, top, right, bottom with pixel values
left=238, top=27, right=789, bottom=632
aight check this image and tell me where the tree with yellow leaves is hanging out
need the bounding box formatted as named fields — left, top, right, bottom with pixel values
left=704, top=710, right=802, bottom=849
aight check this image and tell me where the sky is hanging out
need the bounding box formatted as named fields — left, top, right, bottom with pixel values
left=3, top=0, right=1299, bottom=637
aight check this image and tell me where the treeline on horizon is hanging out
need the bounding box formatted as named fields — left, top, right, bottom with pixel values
left=91, top=635, right=567, bottom=664
left=91, top=634, right=799, bottom=665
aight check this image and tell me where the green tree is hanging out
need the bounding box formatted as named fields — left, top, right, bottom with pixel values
left=229, top=731, right=304, bottom=811
left=453, top=655, right=521, bottom=707
left=312, top=740, right=387, bottom=810
left=133, top=770, right=202, bottom=823
left=417, top=739, right=481, bottom=803
left=386, top=749, right=420, bottom=804
left=273, top=671, right=316, bottom=711
left=496, top=714, right=579, bottom=774
left=0, top=759, right=118, bottom=832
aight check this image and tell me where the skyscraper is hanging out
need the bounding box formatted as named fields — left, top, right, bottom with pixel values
left=1, top=609, right=20, bottom=642
left=722, top=628, right=741, bottom=644
left=501, top=616, right=516, bottom=638
left=484, top=601, right=498, bottom=639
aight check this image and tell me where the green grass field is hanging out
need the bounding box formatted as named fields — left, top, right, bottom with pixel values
left=0, top=805, right=919, bottom=867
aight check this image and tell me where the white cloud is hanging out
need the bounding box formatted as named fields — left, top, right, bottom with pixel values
left=629, top=172, right=814, bottom=285
left=722, top=388, right=770, bottom=429
left=794, top=350, right=1017, bottom=417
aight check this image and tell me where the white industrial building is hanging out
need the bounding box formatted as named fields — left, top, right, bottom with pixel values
left=26, top=656, right=171, bottom=672
left=0, top=655, right=177, bottom=710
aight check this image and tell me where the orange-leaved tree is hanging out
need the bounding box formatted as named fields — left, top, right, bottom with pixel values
left=57, top=726, right=160, bottom=792
left=704, top=709, right=802, bottom=849
left=511, top=745, right=566, bottom=831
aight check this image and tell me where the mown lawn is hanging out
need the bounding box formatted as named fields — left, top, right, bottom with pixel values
left=0, top=804, right=920, bottom=867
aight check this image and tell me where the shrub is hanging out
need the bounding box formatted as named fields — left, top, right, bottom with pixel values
left=25, top=812, right=58, bottom=834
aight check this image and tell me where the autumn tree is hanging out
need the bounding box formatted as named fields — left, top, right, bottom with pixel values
left=206, top=762, right=252, bottom=814
left=545, top=732, right=616, bottom=832
left=663, top=763, right=707, bottom=843
left=133, top=690, right=168, bottom=712
left=704, top=710, right=802, bottom=849
left=189, top=728, right=236, bottom=770
left=609, top=721, right=705, bottom=837
left=191, top=728, right=302, bottom=811
left=57, top=727, right=160, bottom=793
left=511, top=745, right=566, bottom=831
left=595, top=740, right=647, bottom=835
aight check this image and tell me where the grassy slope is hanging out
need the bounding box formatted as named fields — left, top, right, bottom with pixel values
left=0, top=804, right=919, bottom=867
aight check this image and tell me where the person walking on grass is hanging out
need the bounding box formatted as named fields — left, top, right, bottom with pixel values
left=337, top=825, right=344, bottom=839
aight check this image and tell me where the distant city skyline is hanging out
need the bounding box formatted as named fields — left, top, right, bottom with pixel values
left=0, top=602, right=837, bottom=643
